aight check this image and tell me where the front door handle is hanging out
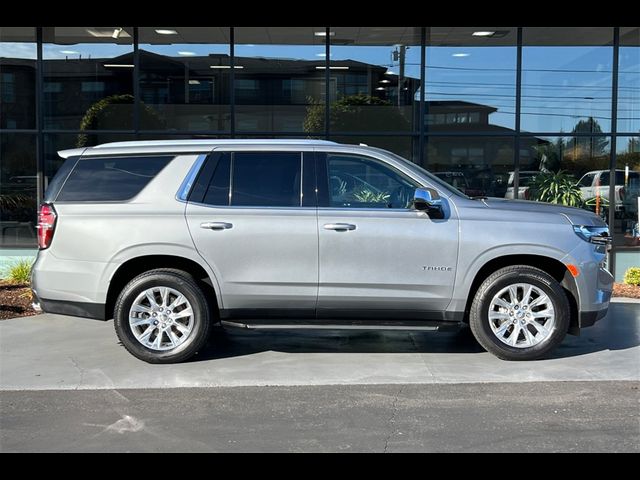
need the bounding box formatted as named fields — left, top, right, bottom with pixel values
left=324, top=223, right=357, bottom=232
left=201, top=222, right=233, bottom=231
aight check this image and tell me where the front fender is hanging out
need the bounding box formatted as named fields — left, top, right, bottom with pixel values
left=449, top=243, right=572, bottom=312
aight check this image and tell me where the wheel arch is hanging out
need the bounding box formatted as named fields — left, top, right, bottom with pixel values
left=462, top=254, right=580, bottom=334
left=106, top=255, right=221, bottom=321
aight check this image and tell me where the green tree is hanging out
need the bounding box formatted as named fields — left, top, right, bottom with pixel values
left=76, top=94, right=165, bottom=148
left=570, top=117, right=610, bottom=156
left=304, top=94, right=411, bottom=134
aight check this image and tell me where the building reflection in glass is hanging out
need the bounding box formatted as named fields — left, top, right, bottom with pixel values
left=1, top=26, right=638, bottom=277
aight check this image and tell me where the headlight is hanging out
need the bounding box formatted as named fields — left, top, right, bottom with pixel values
left=573, top=225, right=612, bottom=245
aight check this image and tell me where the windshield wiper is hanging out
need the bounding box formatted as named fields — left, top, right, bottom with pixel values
left=471, top=196, right=489, bottom=200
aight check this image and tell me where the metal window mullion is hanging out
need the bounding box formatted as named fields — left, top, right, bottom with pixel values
left=36, top=26, right=44, bottom=206
left=133, top=27, right=140, bottom=137
left=230, top=27, right=236, bottom=139
left=609, top=27, right=621, bottom=277
left=419, top=27, right=426, bottom=165
left=325, top=26, right=331, bottom=140
left=514, top=27, right=524, bottom=201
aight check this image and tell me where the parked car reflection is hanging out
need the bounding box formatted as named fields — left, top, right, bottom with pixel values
left=504, top=171, right=541, bottom=200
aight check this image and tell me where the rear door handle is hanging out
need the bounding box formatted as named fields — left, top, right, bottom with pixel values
left=324, top=223, right=357, bottom=232
left=201, top=222, right=233, bottom=231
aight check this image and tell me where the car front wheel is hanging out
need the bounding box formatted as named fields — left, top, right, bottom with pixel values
left=469, top=266, right=570, bottom=361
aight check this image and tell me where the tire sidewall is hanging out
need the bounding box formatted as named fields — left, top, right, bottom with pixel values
left=472, top=269, right=570, bottom=360
left=115, top=272, right=209, bottom=363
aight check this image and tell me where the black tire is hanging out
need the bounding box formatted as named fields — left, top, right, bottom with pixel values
left=469, top=266, right=570, bottom=361
left=114, top=269, right=211, bottom=364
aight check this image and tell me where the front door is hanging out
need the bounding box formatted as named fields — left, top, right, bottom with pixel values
left=186, top=150, right=318, bottom=318
left=316, top=153, right=459, bottom=319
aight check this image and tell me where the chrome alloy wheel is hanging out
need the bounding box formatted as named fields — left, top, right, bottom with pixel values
left=129, top=287, right=195, bottom=352
left=488, top=283, right=556, bottom=349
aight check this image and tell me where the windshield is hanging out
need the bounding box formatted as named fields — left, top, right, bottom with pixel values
left=506, top=172, right=538, bottom=187
left=371, top=148, right=470, bottom=199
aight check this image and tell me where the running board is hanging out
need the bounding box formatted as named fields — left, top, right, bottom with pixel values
left=221, top=321, right=441, bottom=332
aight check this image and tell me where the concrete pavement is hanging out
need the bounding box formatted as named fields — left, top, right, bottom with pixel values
left=1, top=300, right=638, bottom=391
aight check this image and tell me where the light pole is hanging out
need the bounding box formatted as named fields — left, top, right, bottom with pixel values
left=394, top=46, right=407, bottom=107
left=397, top=46, right=406, bottom=107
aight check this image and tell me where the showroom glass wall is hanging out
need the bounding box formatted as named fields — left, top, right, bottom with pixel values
left=1, top=27, right=638, bottom=276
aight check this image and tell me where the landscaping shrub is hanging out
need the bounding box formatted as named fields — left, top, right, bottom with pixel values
left=624, top=267, right=640, bottom=287
left=3, top=259, right=34, bottom=285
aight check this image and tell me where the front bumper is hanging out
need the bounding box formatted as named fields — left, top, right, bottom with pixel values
left=575, top=266, right=613, bottom=330
left=579, top=307, right=610, bottom=329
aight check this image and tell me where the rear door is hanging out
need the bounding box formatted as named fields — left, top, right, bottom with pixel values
left=186, top=149, right=319, bottom=319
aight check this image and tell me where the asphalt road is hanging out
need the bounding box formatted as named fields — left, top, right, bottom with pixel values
left=2, top=382, right=638, bottom=453
left=1, top=299, right=638, bottom=452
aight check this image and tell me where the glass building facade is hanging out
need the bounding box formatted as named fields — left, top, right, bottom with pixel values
left=1, top=27, right=639, bottom=277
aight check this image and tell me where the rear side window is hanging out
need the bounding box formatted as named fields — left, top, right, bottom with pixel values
left=203, top=154, right=231, bottom=206
left=193, top=152, right=303, bottom=208
left=232, top=153, right=301, bottom=208
left=56, top=156, right=173, bottom=202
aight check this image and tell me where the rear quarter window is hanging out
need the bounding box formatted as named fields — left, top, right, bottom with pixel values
left=44, top=156, right=80, bottom=203
left=56, top=156, right=173, bottom=202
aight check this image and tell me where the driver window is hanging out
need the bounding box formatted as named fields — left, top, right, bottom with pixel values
left=326, top=155, right=419, bottom=209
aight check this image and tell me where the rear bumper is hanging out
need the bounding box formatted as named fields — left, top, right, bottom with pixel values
left=32, top=289, right=106, bottom=321
left=31, top=251, right=109, bottom=306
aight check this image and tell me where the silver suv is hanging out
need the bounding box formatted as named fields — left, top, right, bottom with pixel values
left=32, top=140, right=614, bottom=364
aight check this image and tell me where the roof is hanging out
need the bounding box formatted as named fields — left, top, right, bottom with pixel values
left=58, top=139, right=339, bottom=159
left=426, top=100, right=498, bottom=113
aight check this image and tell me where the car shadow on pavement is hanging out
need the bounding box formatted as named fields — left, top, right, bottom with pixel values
left=195, top=327, right=486, bottom=361
left=193, top=311, right=640, bottom=363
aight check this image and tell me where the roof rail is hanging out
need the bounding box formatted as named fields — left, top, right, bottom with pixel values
left=93, top=139, right=338, bottom=149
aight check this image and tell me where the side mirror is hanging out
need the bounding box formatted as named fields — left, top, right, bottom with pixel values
left=414, top=188, right=445, bottom=219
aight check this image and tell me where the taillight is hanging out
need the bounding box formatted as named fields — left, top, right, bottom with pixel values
left=620, top=188, right=626, bottom=202
left=37, top=204, right=57, bottom=250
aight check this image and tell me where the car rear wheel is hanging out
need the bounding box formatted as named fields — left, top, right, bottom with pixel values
left=469, top=266, right=570, bottom=361
left=114, top=269, right=211, bottom=364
